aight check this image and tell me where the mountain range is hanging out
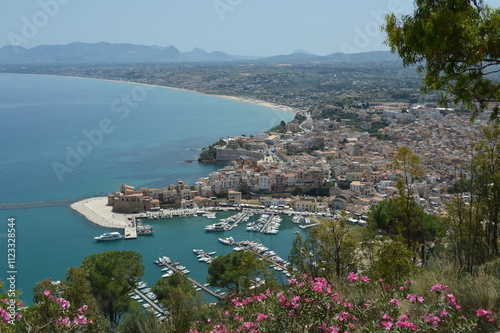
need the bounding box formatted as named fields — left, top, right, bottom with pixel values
left=0, top=42, right=400, bottom=64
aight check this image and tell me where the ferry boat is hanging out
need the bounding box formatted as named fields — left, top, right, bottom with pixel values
left=94, top=232, right=123, bottom=241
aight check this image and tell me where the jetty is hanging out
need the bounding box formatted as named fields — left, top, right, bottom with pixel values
left=236, top=242, right=288, bottom=271
left=0, top=199, right=80, bottom=210
left=159, top=262, right=224, bottom=300
left=124, top=224, right=137, bottom=239
left=259, top=214, right=274, bottom=232
left=226, top=212, right=249, bottom=230
left=134, top=288, right=167, bottom=317
left=299, top=223, right=319, bottom=229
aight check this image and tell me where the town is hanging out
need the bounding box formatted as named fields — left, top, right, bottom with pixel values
left=108, top=101, right=495, bottom=219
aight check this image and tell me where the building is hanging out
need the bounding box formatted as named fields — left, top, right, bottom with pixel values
left=228, top=190, right=242, bottom=204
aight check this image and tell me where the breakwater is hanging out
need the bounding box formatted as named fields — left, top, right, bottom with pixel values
left=0, top=199, right=80, bottom=210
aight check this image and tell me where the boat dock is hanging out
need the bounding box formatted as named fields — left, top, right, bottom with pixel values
left=236, top=242, right=288, bottom=271
left=159, top=262, right=224, bottom=300
left=299, top=223, right=319, bottom=229
left=226, top=212, right=249, bottom=230
left=124, top=225, right=137, bottom=239
left=259, top=214, right=275, bottom=232
left=134, top=288, right=167, bottom=317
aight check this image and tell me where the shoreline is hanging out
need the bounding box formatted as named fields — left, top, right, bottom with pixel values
left=4, top=73, right=300, bottom=115
left=70, top=197, right=131, bottom=229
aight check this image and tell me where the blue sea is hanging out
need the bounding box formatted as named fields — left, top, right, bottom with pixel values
left=0, top=73, right=297, bottom=304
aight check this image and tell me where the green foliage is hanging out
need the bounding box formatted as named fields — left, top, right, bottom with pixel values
left=118, top=302, right=165, bottom=333
left=367, top=241, right=417, bottom=285
left=32, top=267, right=109, bottom=332
left=289, top=213, right=357, bottom=279
left=153, top=272, right=202, bottom=332
left=446, top=123, right=500, bottom=273
left=306, top=182, right=336, bottom=197
left=267, top=120, right=287, bottom=133
left=337, top=180, right=351, bottom=190
left=80, top=251, right=144, bottom=328
left=368, top=197, right=445, bottom=261
left=384, top=0, right=500, bottom=120
left=207, top=251, right=271, bottom=295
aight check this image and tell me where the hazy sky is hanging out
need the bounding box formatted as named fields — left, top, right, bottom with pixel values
left=1, top=0, right=498, bottom=56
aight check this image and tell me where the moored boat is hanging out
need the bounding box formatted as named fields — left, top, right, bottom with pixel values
left=94, top=232, right=123, bottom=241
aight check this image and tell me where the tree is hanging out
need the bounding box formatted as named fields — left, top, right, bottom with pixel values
left=367, top=241, right=417, bottom=285
left=289, top=212, right=357, bottom=279
left=80, top=251, right=144, bottom=330
left=446, top=123, right=500, bottom=273
left=31, top=268, right=109, bottom=332
left=117, top=302, right=164, bottom=333
left=153, top=272, right=202, bottom=332
left=207, top=251, right=270, bottom=295
left=368, top=196, right=445, bottom=263
left=384, top=0, right=500, bottom=120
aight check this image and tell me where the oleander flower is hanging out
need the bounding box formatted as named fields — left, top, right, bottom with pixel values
left=430, top=283, right=448, bottom=293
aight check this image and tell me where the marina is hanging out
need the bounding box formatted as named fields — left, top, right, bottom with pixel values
left=133, top=287, right=167, bottom=319
left=156, top=261, right=225, bottom=300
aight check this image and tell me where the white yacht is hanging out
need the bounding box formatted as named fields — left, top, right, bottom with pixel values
left=94, top=232, right=123, bottom=241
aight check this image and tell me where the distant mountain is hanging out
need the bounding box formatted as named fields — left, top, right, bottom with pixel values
left=0, top=42, right=255, bottom=64
left=0, top=42, right=401, bottom=64
left=258, top=50, right=400, bottom=64
left=292, top=49, right=316, bottom=55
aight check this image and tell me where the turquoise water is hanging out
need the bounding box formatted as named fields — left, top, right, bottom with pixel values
left=0, top=74, right=297, bottom=304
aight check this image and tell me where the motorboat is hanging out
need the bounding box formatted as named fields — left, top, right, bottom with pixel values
left=94, top=232, right=123, bottom=241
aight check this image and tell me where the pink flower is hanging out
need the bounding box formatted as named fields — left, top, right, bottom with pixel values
left=381, top=321, right=393, bottom=330
left=359, top=276, right=370, bottom=283
left=430, top=283, right=448, bottom=293
left=56, top=316, right=71, bottom=327
left=476, top=308, right=492, bottom=317
left=73, top=315, right=88, bottom=325
left=55, top=297, right=71, bottom=310
left=382, top=314, right=392, bottom=320
left=242, top=322, right=257, bottom=329
left=440, top=311, right=449, bottom=317
left=347, top=272, right=358, bottom=282
left=0, top=308, right=10, bottom=324
left=476, top=308, right=495, bottom=323
left=389, top=298, right=401, bottom=306
left=43, top=290, right=51, bottom=297
left=256, top=313, right=269, bottom=322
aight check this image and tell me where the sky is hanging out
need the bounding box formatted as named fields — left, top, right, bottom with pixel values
left=0, top=0, right=498, bottom=57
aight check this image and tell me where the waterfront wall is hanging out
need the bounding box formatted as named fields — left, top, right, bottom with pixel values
left=216, top=149, right=265, bottom=161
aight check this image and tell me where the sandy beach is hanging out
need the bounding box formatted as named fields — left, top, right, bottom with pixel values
left=70, top=197, right=132, bottom=229
left=26, top=74, right=300, bottom=115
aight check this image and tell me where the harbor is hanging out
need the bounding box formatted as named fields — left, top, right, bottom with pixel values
left=132, top=286, right=167, bottom=319
left=155, top=258, right=225, bottom=300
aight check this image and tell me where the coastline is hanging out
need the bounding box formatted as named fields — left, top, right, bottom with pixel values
left=70, top=197, right=130, bottom=229
left=6, top=73, right=300, bottom=115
